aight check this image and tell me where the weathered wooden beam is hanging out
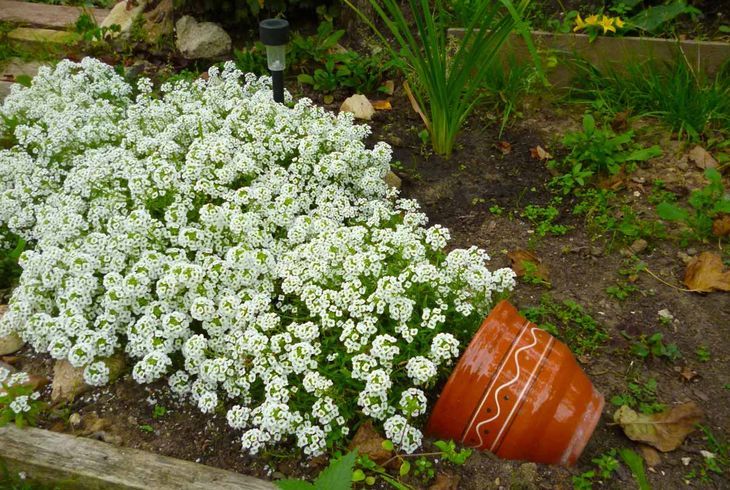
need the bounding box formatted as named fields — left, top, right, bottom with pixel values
left=0, top=425, right=276, bottom=490
left=448, top=29, right=730, bottom=86
left=0, top=0, right=109, bottom=30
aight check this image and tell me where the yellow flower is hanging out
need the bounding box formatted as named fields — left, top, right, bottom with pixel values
left=599, top=16, right=616, bottom=33
left=585, top=14, right=600, bottom=26
left=574, top=13, right=586, bottom=32
left=615, top=17, right=625, bottom=29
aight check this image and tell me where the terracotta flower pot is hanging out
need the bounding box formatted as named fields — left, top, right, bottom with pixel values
left=426, top=300, right=604, bottom=465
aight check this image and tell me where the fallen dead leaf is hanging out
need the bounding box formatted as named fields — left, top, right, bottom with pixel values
left=347, top=420, right=392, bottom=464
left=712, top=215, right=730, bottom=238
left=675, top=365, right=699, bottom=382
left=428, top=472, right=461, bottom=490
left=614, top=402, right=703, bottom=452
left=683, top=252, right=730, bottom=292
left=371, top=99, right=392, bottom=111
left=496, top=140, right=512, bottom=155
left=688, top=146, right=718, bottom=170
left=640, top=445, right=662, bottom=467
left=381, top=80, right=395, bottom=95
left=529, top=145, right=552, bottom=161
left=611, top=111, right=630, bottom=133
left=507, top=250, right=550, bottom=283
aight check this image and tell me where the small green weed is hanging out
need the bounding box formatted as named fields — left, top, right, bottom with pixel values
left=631, top=332, right=681, bottom=361
left=695, top=345, right=711, bottom=362
left=606, top=282, right=638, bottom=301
left=611, top=378, right=665, bottom=414
left=522, top=201, right=570, bottom=238
left=684, top=425, right=729, bottom=485
left=152, top=404, right=167, bottom=419
left=656, top=168, right=730, bottom=243
left=523, top=296, right=608, bottom=356
left=572, top=449, right=620, bottom=489
left=548, top=113, right=661, bottom=192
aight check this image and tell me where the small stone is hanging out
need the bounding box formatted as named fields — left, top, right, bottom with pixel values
left=0, top=332, right=25, bottom=356
left=688, top=146, right=718, bottom=170
left=383, top=170, right=401, bottom=190
left=175, top=16, right=231, bottom=59
left=682, top=457, right=691, bottom=466
left=100, top=0, right=147, bottom=35
left=658, top=309, right=674, bottom=321
left=590, top=246, right=603, bottom=257
left=340, top=94, right=375, bottom=120
left=686, top=247, right=698, bottom=256
left=51, top=360, right=91, bottom=402
left=629, top=239, right=648, bottom=254
left=69, top=413, right=82, bottom=427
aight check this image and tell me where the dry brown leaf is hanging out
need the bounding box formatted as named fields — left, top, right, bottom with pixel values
left=688, top=146, right=718, bottom=170
left=347, top=420, right=392, bottom=464
left=507, top=250, right=550, bottom=282
left=676, top=365, right=699, bottom=382
left=712, top=215, right=730, bottom=238
left=611, top=111, right=630, bottom=133
left=683, top=252, right=730, bottom=292
left=403, top=81, right=430, bottom=132
left=371, top=99, right=392, bottom=111
left=614, top=402, right=703, bottom=452
left=381, top=80, right=395, bottom=95
left=640, top=445, right=662, bottom=467
left=496, top=140, right=512, bottom=155
left=529, top=145, right=552, bottom=161
left=428, top=472, right=461, bottom=490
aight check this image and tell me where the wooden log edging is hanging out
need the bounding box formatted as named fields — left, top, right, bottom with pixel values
left=448, top=29, right=730, bottom=85
left=0, top=425, right=276, bottom=490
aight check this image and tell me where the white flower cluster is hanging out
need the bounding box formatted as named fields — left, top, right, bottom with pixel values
left=0, top=58, right=515, bottom=455
left=0, top=370, right=41, bottom=415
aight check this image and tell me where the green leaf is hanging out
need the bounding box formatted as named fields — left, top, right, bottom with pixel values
left=619, top=449, right=652, bottom=490
left=297, top=74, right=315, bottom=85
left=315, top=451, right=357, bottom=490
left=625, top=145, right=662, bottom=161
left=656, top=202, right=689, bottom=222
left=15, top=75, right=32, bottom=87
left=277, top=480, right=316, bottom=490
left=352, top=469, right=366, bottom=482
left=630, top=1, right=700, bottom=33
left=365, top=476, right=375, bottom=485
left=381, top=440, right=394, bottom=451
left=399, top=460, right=410, bottom=476
left=582, top=113, right=596, bottom=134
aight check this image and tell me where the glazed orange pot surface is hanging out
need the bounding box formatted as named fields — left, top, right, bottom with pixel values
left=426, top=300, right=604, bottom=466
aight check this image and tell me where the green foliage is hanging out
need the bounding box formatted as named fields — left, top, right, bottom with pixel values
left=611, top=378, right=665, bottom=414
left=572, top=450, right=620, bottom=489
left=552, top=114, right=661, bottom=182
left=74, top=12, right=121, bottom=43
left=521, top=202, right=570, bottom=238
left=631, top=332, right=681, bottom=361
left=152, top=404, right=167, bottom=419
left=349, top=0, right=541, bottom=156
left=619, top=449, right=651, bottom=490
left=695, top=345, right=710, bottom=362
left=606, top=282, right=638, bottom=301
left=523, top=295, right=608, bottom=355
left=656, top=168, right=730, bottom=243
left=277, top=451, right=357, bottom=490
left=0, top=232, right=24, bottom=291
left=628, top=0, right=701, bottom=33
left=684, top=425, right=729, bottom=484
left=572, top=188, right=665, bottom=247
left=433, top=440, right=472, bottom=464
left=573, top=58, right=730, bottom=140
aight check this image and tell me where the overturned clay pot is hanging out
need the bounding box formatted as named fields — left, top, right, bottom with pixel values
left=426, top=300, right=604, bottom=466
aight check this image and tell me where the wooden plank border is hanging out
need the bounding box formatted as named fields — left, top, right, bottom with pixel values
left=448, top=29, right=730, bottom=86
left=0, top=425, right=276, bottom=490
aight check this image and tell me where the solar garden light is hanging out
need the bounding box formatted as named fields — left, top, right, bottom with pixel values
left=259, top=18, right=290, bottom=103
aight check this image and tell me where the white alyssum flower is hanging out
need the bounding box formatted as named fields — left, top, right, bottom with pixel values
left=0, top=58, right=516, bottom=457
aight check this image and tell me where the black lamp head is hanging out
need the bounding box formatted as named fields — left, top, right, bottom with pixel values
left=259, top=18, right=290, bottom=46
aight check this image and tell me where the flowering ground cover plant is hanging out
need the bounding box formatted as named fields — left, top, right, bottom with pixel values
left=0, top=58, right=515, bottom=456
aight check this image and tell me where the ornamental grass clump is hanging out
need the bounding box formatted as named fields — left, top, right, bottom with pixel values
left=0, top=58, right=515, bottom=456
left=347, top=0, right=540, bottom=157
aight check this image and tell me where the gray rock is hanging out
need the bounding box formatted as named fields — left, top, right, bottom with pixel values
left=175, top=15, right=231, bottom=59
left=384, top=170, right=401, bottom=189
left=340, top=94, right=375, bottom=120
left=100, top=0, right=147, bottom=36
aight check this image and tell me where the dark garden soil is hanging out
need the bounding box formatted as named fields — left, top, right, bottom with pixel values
left=6, top=85, right=728, bottom=489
